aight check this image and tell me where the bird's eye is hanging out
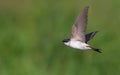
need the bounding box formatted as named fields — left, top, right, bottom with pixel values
left=62, top=39, right=70, bottom=42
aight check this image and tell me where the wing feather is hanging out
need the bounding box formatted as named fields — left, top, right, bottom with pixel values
left=71, top=6, right=89, bottom=42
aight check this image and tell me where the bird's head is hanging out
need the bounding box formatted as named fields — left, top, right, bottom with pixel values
left=62, top=39, right=70, bottom=45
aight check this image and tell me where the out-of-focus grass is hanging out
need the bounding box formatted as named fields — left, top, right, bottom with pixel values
left=0, top=0, right=120, bottom=75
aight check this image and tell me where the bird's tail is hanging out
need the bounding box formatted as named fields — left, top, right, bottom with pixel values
left=91, top=47, right=102, bottom=53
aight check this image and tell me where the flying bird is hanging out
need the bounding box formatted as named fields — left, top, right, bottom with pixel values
left=62, top=6, right=101, bottom=53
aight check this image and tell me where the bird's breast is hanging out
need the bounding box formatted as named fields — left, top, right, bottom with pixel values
left=69, top=41, right=91, bottom=50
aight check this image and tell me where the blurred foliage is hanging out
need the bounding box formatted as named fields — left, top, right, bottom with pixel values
left=0, top=0, right=120, bottom=75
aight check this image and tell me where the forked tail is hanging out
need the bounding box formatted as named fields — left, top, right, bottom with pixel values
left=93, top=48, right=101, bottom=53
left=91, top=47, right=102, bottom=53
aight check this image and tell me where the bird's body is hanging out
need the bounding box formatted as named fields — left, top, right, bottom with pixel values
left=64, top=39, right=91, bottom=50
left=62, top=6, right=101, bottom=53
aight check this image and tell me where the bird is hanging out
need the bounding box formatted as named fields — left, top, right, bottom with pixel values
left=62, top=6, right=101, bottom=53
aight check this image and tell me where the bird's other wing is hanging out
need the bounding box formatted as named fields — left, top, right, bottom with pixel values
left=85, top=31, right=98, bottom=43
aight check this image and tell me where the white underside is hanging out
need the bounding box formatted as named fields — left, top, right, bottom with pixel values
left=64, top=40, right=92, bottom=50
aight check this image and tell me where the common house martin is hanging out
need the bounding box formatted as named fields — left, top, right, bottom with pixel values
left=62, top=6, right=101, bottom=53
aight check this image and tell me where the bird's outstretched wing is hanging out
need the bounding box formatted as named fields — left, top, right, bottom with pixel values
left=71, top=6, right=89, bottom=42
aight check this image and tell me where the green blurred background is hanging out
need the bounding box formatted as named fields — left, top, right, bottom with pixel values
left=0, top=0, right=120, bottom=75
